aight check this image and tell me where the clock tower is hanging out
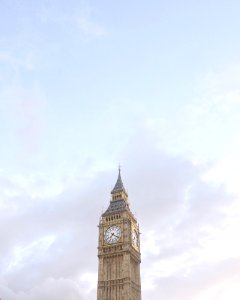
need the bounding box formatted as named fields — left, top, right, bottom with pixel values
left=97, top=169, right=141, bottom=300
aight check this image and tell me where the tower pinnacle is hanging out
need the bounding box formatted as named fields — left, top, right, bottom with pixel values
left=111, top=167, right=126, bottom=194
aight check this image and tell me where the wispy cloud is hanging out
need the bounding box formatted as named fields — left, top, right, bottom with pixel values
left=0, top=84, right=46, bottom=158
left=0, top=51, right=36, bottom=71
left=75, top=15, right=107, bottom=37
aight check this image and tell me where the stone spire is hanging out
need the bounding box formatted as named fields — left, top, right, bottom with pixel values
left=103, top=167, right=129, bottom=215
left=111, top=166, right=127, bottom=194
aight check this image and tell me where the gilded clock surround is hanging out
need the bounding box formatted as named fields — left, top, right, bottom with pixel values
left=97, top=169, right=141, bottom=300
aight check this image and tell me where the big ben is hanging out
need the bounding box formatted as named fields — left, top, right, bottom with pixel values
left=97, top=169, right=141, bottom=300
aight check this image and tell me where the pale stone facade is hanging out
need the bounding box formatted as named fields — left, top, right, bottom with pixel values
left=97, top=170, right=141, bottom=300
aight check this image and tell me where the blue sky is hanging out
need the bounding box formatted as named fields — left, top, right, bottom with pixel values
left=1, top=1, right=240, bottom=299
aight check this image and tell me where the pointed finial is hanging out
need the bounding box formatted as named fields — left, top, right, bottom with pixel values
left=111, top=165, right=127, bottom=195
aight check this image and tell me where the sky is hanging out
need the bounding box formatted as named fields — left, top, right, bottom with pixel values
left=1, top=0, right=240, bottom=299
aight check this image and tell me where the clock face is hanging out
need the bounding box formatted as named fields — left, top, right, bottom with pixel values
left=104, top=225, right=122, bottom=244
left=132, top=230, right=139, bottom=248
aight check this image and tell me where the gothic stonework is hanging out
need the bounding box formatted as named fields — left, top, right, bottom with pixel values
left=97, top=169, right=141, bottom=300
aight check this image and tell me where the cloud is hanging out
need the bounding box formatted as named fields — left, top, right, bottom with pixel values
left=144, top=258, right=240, bottom=300
left=0, top=128, right=238, bottom=300
left=116, top=131, right=238, bottom=298
left=145, top=64, right=240, bottom=162
left=0, top=51, right=36, bottom=72
left=0, top=278, right=86, bottom=300
left=75, top=15, right=107, bottom=38
left=0, top=1, right=107, bottom=86
left=0, top=84, right=46, bottom=157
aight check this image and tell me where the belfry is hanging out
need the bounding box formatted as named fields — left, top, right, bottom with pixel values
left=97, top=169, right=141, bottom=300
